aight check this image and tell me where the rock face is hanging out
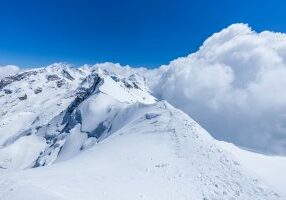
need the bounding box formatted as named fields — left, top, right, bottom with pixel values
left=0, top=71, right=38, bottom=90
left=0, top=64, right=156, bottom=168
left=46, top=74, right=61, bottom=81
left=0, top=64, right=284, bottom=200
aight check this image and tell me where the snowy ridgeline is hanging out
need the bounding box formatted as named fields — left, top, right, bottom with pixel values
left=0, top=64, right=156, bottom=169
left=0, top=64, right=285, bottom=200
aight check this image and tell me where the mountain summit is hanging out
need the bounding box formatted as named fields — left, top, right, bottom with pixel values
left=0, top=64, right=284, bottom=199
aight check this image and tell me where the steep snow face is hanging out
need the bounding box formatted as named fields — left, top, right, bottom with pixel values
left=0, top=101, right=282, bottom=200
left=31, top=71, right=156, bottom=167
left=0, top=65, right=156, bottom=170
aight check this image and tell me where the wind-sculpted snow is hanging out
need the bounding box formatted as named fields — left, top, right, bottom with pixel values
left=0, top=63, right=285, bottom=199
left=0, top=64, right=156, bottom=169
left=0, top=101, right=283, bottom=199
left=0, top=66, right=85, bottom=169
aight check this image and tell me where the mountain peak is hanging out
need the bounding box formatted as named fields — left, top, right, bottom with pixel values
left=0, top=64, right=284, bottom=200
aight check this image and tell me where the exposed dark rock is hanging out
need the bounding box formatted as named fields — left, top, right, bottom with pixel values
left=88, top=122, right=108, bottom=138
left=32, top=116, right=40, bottom=124
left=4, top=89, right=12, bottom=94
left=62, top=109, right=82, bottom=133
left=133, top=82, right=139, bottom=89
left=110, top=75, right=120, bottom=82
left=62, top=74, right=102, bottom=126
left=56, top=79, right=65, bottom=88
left=46, top=74, right=60, bottom=81
left=124, top=81, right=133, bottom=88
left=32, top=74, right=103, bottom=167
left=34, top=87, right=43, bottom=94
left=0, top=71, right=38, bottom=90
left=18, top=94, right=27, bottom=100
left=145, top=113, right=160, bottom=120
left=0, top=165, right=7, bottom=169
left=128, top=74, right=146, bottom=91
left=62, top=69, right=75, bottom=81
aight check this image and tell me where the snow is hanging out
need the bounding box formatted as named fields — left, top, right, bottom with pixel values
left=218, top=141, right=286, bottom=196
left=0, top=65, right=20, bottom=79
left=55, top=125, right=87, bottom=162
left=98, top=74, right=156, bottom=104
left=0, top=64, right=88, bottom=148
left=0, top=135, right=46, bottom=170
left=0, top=112, right=36, bottom=146
left=0, top=63, right=285, bottom=199
left=78, top=93, right=123, bottom=132
left=0, top=101, right=283, bottom=199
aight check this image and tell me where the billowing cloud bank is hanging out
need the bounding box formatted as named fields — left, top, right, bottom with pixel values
left=153, top=23, right=286, bottom=154
left=0, top=65, right=20, bottom=79
left=1, top=24, right=286, bottom=154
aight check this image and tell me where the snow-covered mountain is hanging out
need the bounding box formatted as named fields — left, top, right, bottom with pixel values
left=0, top=64, right=285, bottom=199
left=0, top=63, right=155, bottom=169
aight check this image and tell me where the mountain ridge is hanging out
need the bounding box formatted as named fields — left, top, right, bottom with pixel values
left=0, top=64, right=284, bottom=199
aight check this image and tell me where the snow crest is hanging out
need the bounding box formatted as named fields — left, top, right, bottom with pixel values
left=0, top=63, right=284, bottom=199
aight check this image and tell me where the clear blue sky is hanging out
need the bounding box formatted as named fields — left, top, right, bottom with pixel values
left=0, top=0, right=285, bottom=68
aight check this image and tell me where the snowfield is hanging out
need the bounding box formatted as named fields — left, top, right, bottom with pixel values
left=0, top=63, right=285, bottom=199
left=218, top=141, right=286, bottom=196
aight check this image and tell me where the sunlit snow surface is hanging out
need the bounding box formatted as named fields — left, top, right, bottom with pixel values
left=0, top=64, right=285, bottom=200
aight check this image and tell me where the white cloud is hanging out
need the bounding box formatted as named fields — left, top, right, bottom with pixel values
left=152, top=23, right=286, bottom=154
left=2, top=24, right=286, bottom=155
left=0, top=65, right=20, bottom=79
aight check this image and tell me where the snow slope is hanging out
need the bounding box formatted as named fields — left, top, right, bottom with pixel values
left=0, top=64, right=156, bottom=170
left=0, top=63, right=88, bottom=146
left=0, top=101, right=283, bottom=200
left=0, top=64, right=89, bottom=170
left=0, top=64, right=285, bottom=199
left=218, top=141, right=286, bottom=196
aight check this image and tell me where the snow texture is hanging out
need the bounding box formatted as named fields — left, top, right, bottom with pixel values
left=0, top=63, right=285, bottom=199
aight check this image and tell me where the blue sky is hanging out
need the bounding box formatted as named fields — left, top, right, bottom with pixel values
left=0, top=0, right=285, bottom=68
